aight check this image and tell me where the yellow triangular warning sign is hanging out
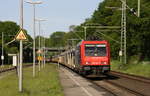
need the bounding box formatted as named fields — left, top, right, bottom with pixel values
left=37, top=49, right=43, bottom=54
left=15, top=29, right=27, bottom=40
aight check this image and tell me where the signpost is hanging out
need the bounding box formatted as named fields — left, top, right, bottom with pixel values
left=15, top=29, right=27, bottom=92
left=37, top=49, right=43, bottom=71
left=18, top=0, right=24, bottom=92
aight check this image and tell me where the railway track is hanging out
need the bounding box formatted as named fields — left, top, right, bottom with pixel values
left=0, top=64, right=33, bottom=74
left=110, top=71, right=150, bottom=83
left=58, top=62, right=150, bottom=96
left=0, top=67, right=16, bottom=73
left=59, top=63, right=150, bottom=96
left=91, top=71, right=150, bottom=96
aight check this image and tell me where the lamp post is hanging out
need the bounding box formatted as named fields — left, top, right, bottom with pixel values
left=1, top=32, right=4, bottom=67
left=138, top=0, right=140, bottom=17
left=35, top=18, right=46, bottom=71
left=19, top=0, right=24, bottom=92
left=43, top=33, right=46, bottom=67
left=41, top=29, right=46, bottom=68
left=44, top=37, right=46, bottom=67
left=25, top=0, right=43, bottom=77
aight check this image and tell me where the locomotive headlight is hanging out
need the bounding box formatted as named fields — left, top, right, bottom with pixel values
left=86, top=62, right=90, bottom=64
left=101, top=61, right=107, bottom=64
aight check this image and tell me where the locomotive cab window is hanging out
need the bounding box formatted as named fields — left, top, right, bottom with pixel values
left=85, top=44, right=107, bottom=56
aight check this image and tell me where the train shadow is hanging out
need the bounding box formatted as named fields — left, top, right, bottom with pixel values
left=86, top=74, right=119, bottom=81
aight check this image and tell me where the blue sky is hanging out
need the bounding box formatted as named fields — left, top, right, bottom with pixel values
left=0, top=0, right=103, bottom=37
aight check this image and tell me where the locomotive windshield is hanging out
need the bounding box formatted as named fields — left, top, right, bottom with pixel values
left=85, top=44, right=107, bottom=56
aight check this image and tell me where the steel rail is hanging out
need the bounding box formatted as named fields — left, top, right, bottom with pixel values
left=0, top=64, right=33, bottom=74
left=110, top=71, right=150, bottom=83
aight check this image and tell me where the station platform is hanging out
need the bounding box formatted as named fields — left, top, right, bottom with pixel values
left=58, top=67, right=114, bottom=96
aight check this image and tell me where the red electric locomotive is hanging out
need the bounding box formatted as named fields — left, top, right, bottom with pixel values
left=74, top=40, right=110, bottom=75
left=52, top=40, right=110, bottom=76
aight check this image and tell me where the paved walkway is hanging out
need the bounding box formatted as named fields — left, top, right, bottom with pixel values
left=59, top=67, right=114, bottom=96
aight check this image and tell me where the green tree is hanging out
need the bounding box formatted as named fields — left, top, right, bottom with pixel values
left=49, top=31, right=66, bottom=47
left=0, top=21, right=33, bottom=64
left=48, top=0, right=150, bottom=62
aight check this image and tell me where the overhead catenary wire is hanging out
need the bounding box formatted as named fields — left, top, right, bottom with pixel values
left=71, top=31, right=83, bottom=40
left=83, top=23, right=121, bottom=28
left=97, top=32, right=120, bottom=44
left=5, top=39, right=16, bottom=46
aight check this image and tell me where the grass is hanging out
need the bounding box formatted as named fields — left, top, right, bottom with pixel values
left=111, top=60, right=150, bottom=78
left=0, top=64, right=64, bottom=96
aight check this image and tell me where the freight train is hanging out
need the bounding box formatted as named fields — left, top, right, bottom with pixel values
left=51, top=40, right=110, bottom=76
